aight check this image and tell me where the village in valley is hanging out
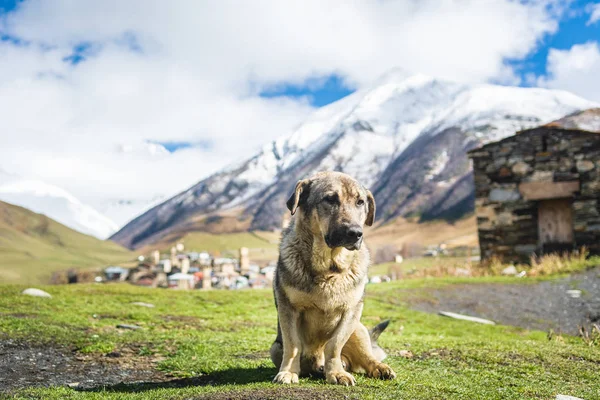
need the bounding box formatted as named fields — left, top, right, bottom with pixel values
left=102, top=245, right=276, bottom=290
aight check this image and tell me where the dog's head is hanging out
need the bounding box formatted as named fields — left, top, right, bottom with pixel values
left=286, top=171, right=375, bottom=250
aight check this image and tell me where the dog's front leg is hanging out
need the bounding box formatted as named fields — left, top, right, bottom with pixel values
left=273, top=304, right=302, bottom=384
left=324, top=308, right=359, bottom=386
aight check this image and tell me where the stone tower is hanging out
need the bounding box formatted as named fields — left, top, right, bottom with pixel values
left=239, top=247, right=250, bottom=274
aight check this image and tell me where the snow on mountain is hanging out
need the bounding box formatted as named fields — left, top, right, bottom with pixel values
left=111, top=69, right=598, bottom=249
left=0, top=178, right=119, bottom=239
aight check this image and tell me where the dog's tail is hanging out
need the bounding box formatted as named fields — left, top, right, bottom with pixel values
left=369, top=320, right=391, bottom=362
left=369, top=319, right=390, bottom=344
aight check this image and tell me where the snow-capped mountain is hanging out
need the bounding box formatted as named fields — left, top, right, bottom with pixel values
left=111, top=69, right=598, bottom=249
left=0, top=177, right=119, bottom=239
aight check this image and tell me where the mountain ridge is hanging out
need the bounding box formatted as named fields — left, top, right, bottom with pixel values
left=0, top=177, right=119, bottom=239
left=111, top=70, right=598, bottom=249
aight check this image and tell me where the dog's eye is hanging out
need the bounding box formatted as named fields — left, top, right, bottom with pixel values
left=323, top=195, right=338, bottom=205
left=357, top=199, right=365, bottom=206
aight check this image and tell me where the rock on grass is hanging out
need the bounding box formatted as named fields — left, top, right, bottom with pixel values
left=116, top=324, right=142, bottom=330
left=21, top=288, right=51, bottom=298
left=131, top=302, right=155, bottom=308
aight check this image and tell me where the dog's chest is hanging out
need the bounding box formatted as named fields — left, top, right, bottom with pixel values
left=284, top=273, right=365, bottom=312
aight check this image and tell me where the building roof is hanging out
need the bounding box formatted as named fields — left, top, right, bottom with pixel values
left=468, top=126, right=599, bottom=156
left=104, top=266, right=129, bottom=274
left=544, top=108, right=600, bottom=132
left=167, top=273, right=195, bottom=281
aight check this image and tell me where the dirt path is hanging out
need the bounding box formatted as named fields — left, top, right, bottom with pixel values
left=0, top=339, right=352, bottom=399
left=408, top=268, right=600, bottom=335
left=0, top=339, right=169, bottom=393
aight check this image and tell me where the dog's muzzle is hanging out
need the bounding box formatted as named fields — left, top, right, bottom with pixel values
left=325, top=224, right=363, bottom=250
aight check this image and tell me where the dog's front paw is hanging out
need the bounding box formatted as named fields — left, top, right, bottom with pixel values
left=273, top=371, right=299, bottom=384
left=367, top=362, right=396, bottom=380
left=326, top=370, right=356, bottom=386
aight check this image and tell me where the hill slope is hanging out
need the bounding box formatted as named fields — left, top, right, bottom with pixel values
left=0, top=200, right=132, bottom=284
left=0, top=173, right=118, bottom=239
left=112, top=69, right=597, bottom=249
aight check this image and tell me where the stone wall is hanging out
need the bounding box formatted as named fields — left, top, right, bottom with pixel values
left=469, top=127, right=600, bottom=262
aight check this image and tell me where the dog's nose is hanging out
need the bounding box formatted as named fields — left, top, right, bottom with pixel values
left=345, top=225, right=363, bottom=241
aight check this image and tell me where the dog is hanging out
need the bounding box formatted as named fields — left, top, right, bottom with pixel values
left=270, top=171, right=396, bottom=386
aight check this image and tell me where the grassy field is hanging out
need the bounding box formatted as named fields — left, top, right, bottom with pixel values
left=367, top=216, right=478, bottom=251
left=0, top=201, right=134, bottom=284
left=1, top=278, right=599, bottom=399
left=368, top=256, right=470, bottom=278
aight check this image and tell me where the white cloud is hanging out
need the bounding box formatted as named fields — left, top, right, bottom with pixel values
left=538, top=41, right=600, bottom=102
left=0, top=0, right=565, bottom=225
left=586, top=2, right=600, bottom=25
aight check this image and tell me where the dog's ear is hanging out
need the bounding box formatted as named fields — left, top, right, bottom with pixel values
left=365, top=190, right=376, bottom=226
left=286, top=179, right=310, bottom=215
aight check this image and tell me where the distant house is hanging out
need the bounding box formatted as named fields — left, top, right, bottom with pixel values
left=197, top=252, right=212, bottom=266
left=213, top=257, right=238, bottom=274
left=167, top=273, right=195, bottom=290
left=468, top=126, right=600, bottom=262
left=104, top=266, right=129, bottom=281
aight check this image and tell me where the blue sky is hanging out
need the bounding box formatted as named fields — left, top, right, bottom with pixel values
left=1, top=0, right=599, bottom=156
left=1, top=0, right=598, bottom=110
left=259, top=0, right=600, bottom=107
left=511, top=0, right=600, bottom=83
left=0, top=0, right=599, bottom=210
left=0, top=0, right=18, bottom=13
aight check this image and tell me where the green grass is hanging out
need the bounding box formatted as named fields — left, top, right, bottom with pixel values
left=1, top=277, right=599, bottom=399
left=0, top=201, right=134, bottom=284
left=370, top=253, right=600, bottom=280
left=369, top=256, right=468, bottom=277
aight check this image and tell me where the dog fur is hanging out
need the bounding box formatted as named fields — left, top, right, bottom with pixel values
left=270, top=171, right=396, bottom=386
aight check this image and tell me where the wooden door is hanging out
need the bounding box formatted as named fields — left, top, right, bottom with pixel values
left=538, top=199, right=574, bottom=253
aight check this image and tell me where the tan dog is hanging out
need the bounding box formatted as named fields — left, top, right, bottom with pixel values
left=270, top=171, right=396, bottom=386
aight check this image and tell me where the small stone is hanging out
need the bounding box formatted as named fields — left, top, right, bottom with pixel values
left=501, top=265, right=518, bottom=276
left=498, top=167, right=512, bottom=178
left=66, top=382, right=80, bottom=389
left=497, top=212, right=514, bottom=226
left=528, top=170, right=553, bottom=182
left=576, top=160, right=595, bottom=173
left=399, top=350, right=414, bottom=359
left=116, top=324, right=142, bottom=330
left=515, top=244, right=537, bottom=255
left=489, top=188, right=520, bottom=202
left=438, top=311, right=495, bottom=325
left=511, top=161, right=531, bottom=176
left=131, top=302, right=155, bottom=308
left=566, top=290, right=581, bottom=299
left=556, top=395, right=584, bottom=400
left=22, top=288, right=52, bottom=298
left=106, top=351, right=121, bottom=358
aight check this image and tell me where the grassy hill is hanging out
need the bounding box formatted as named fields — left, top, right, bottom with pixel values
left=367, top=215, right=478, bottom=251
left=1, top=278, right=599, bottom=399
left=0, top=200, right=133, bottom=284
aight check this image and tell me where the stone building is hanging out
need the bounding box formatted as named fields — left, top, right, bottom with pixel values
left=468, top=126, right=600, bottom=262
left=239, top=247, right=250, bottom=274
